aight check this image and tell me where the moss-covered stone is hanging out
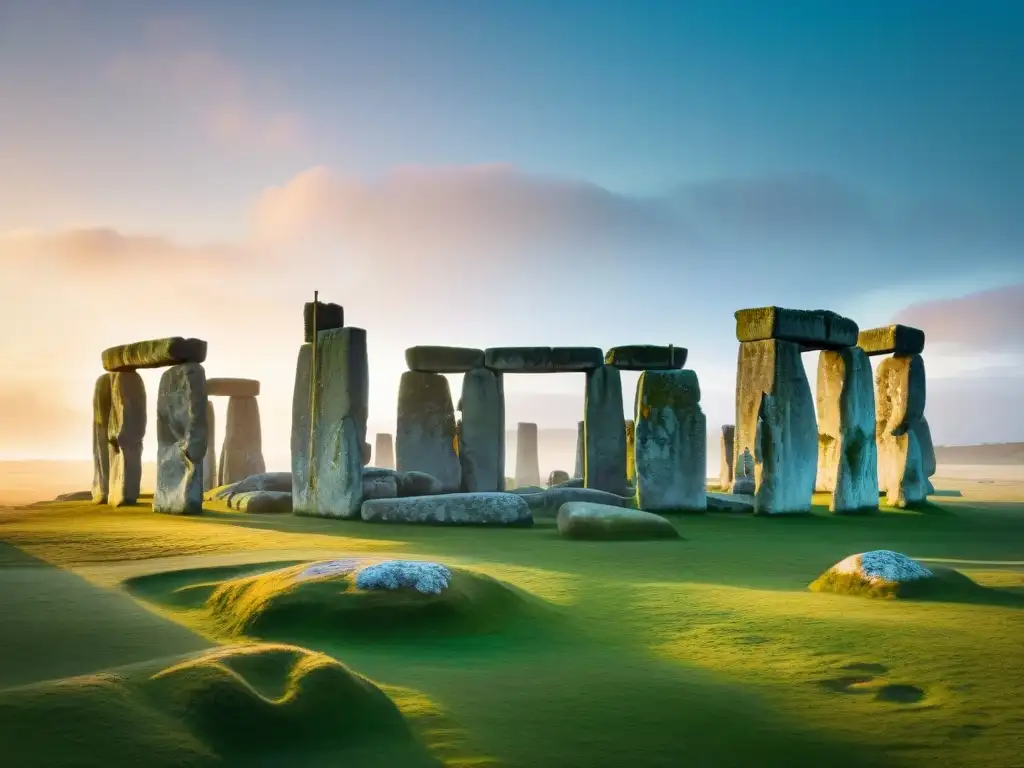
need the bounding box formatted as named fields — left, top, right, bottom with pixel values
left=102, top=337, right=207, bottom=372
left=361, top=492, right=532, bottom=525
left=405, top=346, right=485, bottom=373
left=604, top=345, right=688, bottom=371
left=735, top=307, right=858, bottom=349
left=557, top=502, right=679, bottom=540
left=857, top=324, right=925, bottom=357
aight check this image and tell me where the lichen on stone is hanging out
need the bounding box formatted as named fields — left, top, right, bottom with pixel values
left=354, top=560, right=452, bottom=594
left=834, top=550, right=933, bottom=584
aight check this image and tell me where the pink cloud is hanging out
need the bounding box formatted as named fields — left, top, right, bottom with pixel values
left=892, top=284, right=1024, bottom=351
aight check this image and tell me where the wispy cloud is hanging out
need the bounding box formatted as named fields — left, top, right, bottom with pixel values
left=893, top=284, right=1024, bottom=352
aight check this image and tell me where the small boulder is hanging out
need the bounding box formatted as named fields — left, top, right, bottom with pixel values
left=355, top=561, right=452, bottom=594
left=548, top=469, right=570, bottom=486
left=361, top=492, right=532, bottom=526
left=810, top=550, right=935, bottom=598
left=521, top=486, right=630, bottom=517
left=557, top=502, right=680, bottom=540
left=363, top=473, right=399, bottom=500
left=229, top=490, right=293, bottom=514
left=397, top=470, right=446, bottom=497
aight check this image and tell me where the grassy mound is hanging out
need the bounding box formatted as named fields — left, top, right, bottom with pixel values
left=0, top=643, right=439, bottom=768
left=201, top=560, right=536, bottom=640
left=810, top=564, right=1002, bottom=602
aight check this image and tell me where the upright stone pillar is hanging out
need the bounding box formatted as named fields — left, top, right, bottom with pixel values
left=634, top=370, right=707, bottom=511
left=573, top=420, right=584, bottom=478
left=154, top=363, right=208, bottom=515
left=396, top=371, right=461, bottom=492
left=875, top=354, right=928, bottom=508
left=218, top=396, right=266, bottom=485
left=912, top=417, right=937, bottom=494
left=374, top=433, right=395, bottom=469
left=294, top=327, right=369, bottom=518
left=291, top=343, right=312, bottom=500
left=91, top=374, right=112, bottom=504
left=514, top=422, right=540, bottom=488
left=719, top=425, right=735, bottom=491
left=816, top=347, right=878, bottom=513
left=584, top=364, right=627, bottom=495
left=107, top=371, right=146, bottom=507
left=624, top=419, right=636, bottom=486
left=202, top=402, right=216, bottom=492
left=460, top=368, right=504, bottom=492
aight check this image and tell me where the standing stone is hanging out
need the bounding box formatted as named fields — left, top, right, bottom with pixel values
left=574, top=420, right=584, bottom=478
left=584, top=365, right=627, bottom=495
left=303, top=301, right=344, bottom=343
left=154, top=364, right=208, bottom=515
left=816, top=347, right=878, bottom=513
left=735, top=340, right=817, bottom=514
left=634, top=370, right=707, bottom=512
left=90, top=374, right=112, bottom=504
left=624, top=419, right=636, bottom=485
left=218, top=396, right=266, bottom=485
left=107, top=371, right=146, bottom=507
left=876, top=354, right=928, bottom=508
left=202, top=402, right=216, bottom=492
left=374, top=433, right=395, bottom=470
left=733, top=447, right=755, bottom=495
left=291, top=343, right=313, bottom=502
left=912, top=417, right=937, bottom=494
left=719, top=425, right=735, bottom=491
left=396, top=371, right=461, bottom=493
left=295, top=327, right=369, bottom=518
left=514, top=422, right=541, bottom=489
left=362, top=442, right=372, bottom=465
left=459, top=367, right=504, bottom=492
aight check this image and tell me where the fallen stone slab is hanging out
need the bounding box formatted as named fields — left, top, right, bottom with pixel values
left=604, top=345, right=688, bottom=371
left=551, top=477, right=584, bottom=489
left=508, top=485, right=546, bottom=495
left=91, top=374, right=112, bottom=504
left=484, top=346, right=603, bottom=373
left=54, top=490, right=93, bottom=502
left=205, top=378, right=260, bottom=398
left=229, top=490, right=292, bottom=514
left=706, top=492, right=754, bottom=513
left=102, top=337, right=207, bottom=372
left=363, top=473, right=399, bottom=500
left=520, top=486, right=630, bottom=517
left=303, top=300, right=344, bottom=343
left=204, top=483, right=238, bottom=502
left=154, top=363, right=207, bottom=515
left=405, top=346, right=485, bottom=373
left=230, top=471, right=292, bottom=495
left=361, top=492, right=533, bottom=526
left=735, top=307, right=858, bottom=350
left=857, top=324, right=925, bottom=357
left=397, top=470, right=446, bottom=497
left=557, top=502, right=679, bottom=541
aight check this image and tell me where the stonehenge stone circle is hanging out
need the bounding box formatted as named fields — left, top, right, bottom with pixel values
left=604, top=345, right=687, bottom=371
left=206, top=378, right=260, bottom=397
left=816, top=347, right=878, bottom=513
left=154, top=363, right=208, bottom=515
left=857, top=324, right=926, bottom=357
left=634, top=369, right=707, bottom=512
left=584, top=365, right=627, bottom=495
left=624, top=419, right=636, bottom=485
left=107, top=371, right=147, bottom=507
left=406, top=346, right=485, bottom=373
left=484, top=346, right=603, bottom=373
left=459, top=367, right=505, bottom=492
left=574, top=420, right=584, bottom=478
left=294, top=327, right=369, bottom=518
left=374, top=432, right=395, bottom=470
left=514, top=422, right=541, bottom=489
left=102, top=337, right=207, bottom=372
left=396, top=371, right=461, bottom=493
left=719, top=424, right=735, bottom=491
left=303, top=300, right=344, bottom=343
left=90, top=374, right=112, bottom=504
left=875, top=353, right=928, bottom=508
left=202, top=402, right=216, bottom=492
left=218, top=396, right=266, bottom=485
left=361, top=492, right=532, bottom=526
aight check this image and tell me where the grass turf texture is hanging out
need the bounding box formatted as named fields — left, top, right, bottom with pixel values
left=0, top=488, right=1022, bottom=767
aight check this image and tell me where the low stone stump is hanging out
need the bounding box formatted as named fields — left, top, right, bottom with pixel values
left=557, top=502, right=679, bottom=541
left=396, top=371, right=461, bottom=493
left=91, top=374, right=112, bottom=504
left=735, top=307, right=858, bottom=350
left=206, top=378, right=260, bottom=397
left=405, top=346, right=485, bottom=373
left=604, top=345, right=688, bottom=370
left=102, top=337, right=207, bottom=372
left=520, top=486, right=630, bottom=517
left=361, top=492, right=533, bottom=526
left=154, top=363, right=208, bottom=515
left=857, top=324, right=926, bottom=357
left=229, top=471, right=292, bottom=495
left=514, top=422, right=541, bottom=488
left=374, top=433, right=395, bottom=470
left=229, top=490, right=292, bottom=514
left=107, top=371, right=147, bottom=507
left=219, top=396, right=266, bottom=485
left=484, top=346, right=603, bottom=373
left=876, top=354, right=928, bottom=508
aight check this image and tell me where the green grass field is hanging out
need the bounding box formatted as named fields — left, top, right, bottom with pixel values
left=1, top=482, right=1023, bottom=767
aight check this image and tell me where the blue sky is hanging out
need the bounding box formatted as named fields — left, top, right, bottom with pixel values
left=0, top=0, right=1021, bottom=464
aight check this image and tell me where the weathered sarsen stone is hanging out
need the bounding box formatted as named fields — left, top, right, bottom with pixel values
left=624, top=419, right=636, bottom=485
left=514, top=422, right=541, bottom=489
left=154, top=363, right=208, bottom=515
left=102, top=337, right=207, bottom=372
left=459, top=367, right=504, bottom=492
left=406, top=346, right=485, bottom=373
left=218, top=396, right=266, bottom=485
left=361, top=492, right=532, bottom=526
left=557, top=502, right=679, bottom=541
left=585, top=364, right=627, bottom=495
left=374, top=432, right=395, bottom=470
left=734, top=336, right=818, bottom=514
left=396, top=371, right=461, bottom=492
left=206, top=378, right=260, bottom=398
left=484, top=347, right=603, bottom=373
left=574, top=420, right=584, bottom=478
left=634, top=370, right=707, bottom=512
left=875, top=354, right=928, bottom=508
left=290, top=343, right=313, bottom=501
left=735, top=307, right=858, bottom=350
left=719, top=425, right=735, bottom=491
left=91, top=374, right=112, bottom=504
left=303, top=300, right=344, bottom=343
left=912, top=416, right=937, bottom=494
left=816, top=347, right=878, bottom=513
left=107, top=371, right=146, bottom=507
left=202, top=402, right=216, bottom=492
left=294, top=327, right=369, bottom=518
left=604, top=345, right=687, bottom=371
left=857, top=324, right=926, bottom=357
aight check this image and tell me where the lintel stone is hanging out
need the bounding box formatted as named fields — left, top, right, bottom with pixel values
left=735, top=307, right=858, bottom=350
left=604, top=345, right=688, bottom=371
left=102, top=337, right=207, bottom=372
left=206, top=378, right=260, bottom=397
left=485, top=346, right=603, bottom=373
left=857, top=324, right=926, bottom=357
left=406, top=346, right=485, bottom=373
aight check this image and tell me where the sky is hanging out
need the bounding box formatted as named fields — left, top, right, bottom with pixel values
left=0, top=0, right=1022, bottom=471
